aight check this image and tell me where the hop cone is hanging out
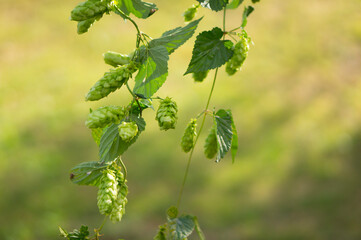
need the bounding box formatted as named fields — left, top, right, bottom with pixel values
left=183, top=5, right=198, bottom=22
left=181, top=119, right=197, bottom=153
left=77, top=18, right=95, bottom=34
left=86, top=64, right=136, bottom=101
left=118, top=121, right=138, bottom=142
left=204, top=126, right=218, bottom=159
left=155, top=97, right=178, bottom=131
left=97, top=169, right=118, bottom=215
left=70, top=0, right=109, bottom=21
left=192, top=70, right=209, bottom=82
left=103, top=51, right=133, bottom=67
left=85, top=106, right=125, bottom=129
left=109, top=184, right=128, bottom=222
left=225, top=32, right=250, bottom=76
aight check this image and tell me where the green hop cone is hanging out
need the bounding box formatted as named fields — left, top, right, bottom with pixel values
left=109, top=184, right=128, bottom=222
left=155, top=97, right=178, bottom=131
left=70, top=0, right=109, bottom=22
left=77, top=18, right=95, bottom=34
left=183, top=5, right=198, bottom=22
left=97, top=169, right=118, bottom=215
left=225, top=31, right=250, bottom=76
left=181, top=119, right=197, bottom=153
left=85, top=106, right=125, bottom=129
left=192, top=70, right=209, bottom=82
left=86, top=64, right=136, bottom=101
left=103, top=51, right=134, bottom=67
left=118, top=121, right=139, bottom=142
left=204, top=126, right=218, bottom=159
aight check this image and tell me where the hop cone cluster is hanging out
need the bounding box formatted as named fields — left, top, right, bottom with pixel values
left=181, top=119, right=197, bottom=153
left=103, top=51, right=134, bottom=67
left=70, top=0, right=109, bottom=22
left=192, top=70, right=209, bottom=82
left=225, top=32, right=250, bottom=76
left=183, top=5, right=198, bottom=22
left=118, top=121, right=138, bottom=142
left=86, top=64, right=136, bottom=101
left=97, top=169, right=118, bottom=215
left=85, top=106, right=125, bottom=129
left=204, top=126, right=218, bottom=159
left=155, top=97, right=178, bottom=131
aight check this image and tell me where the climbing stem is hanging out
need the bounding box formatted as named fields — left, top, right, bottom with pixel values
left=176, top=68, right=220, bottom=209
left=176, top=7, right=227, bottom=210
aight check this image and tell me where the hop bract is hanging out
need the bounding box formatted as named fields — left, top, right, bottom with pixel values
left=118, top=121, right=138, bottom=142
left=181, top=119, right=197, bottom=153
left=97, top=169, right=118, bottom=215
left=204, top=126, right=218, bottom=159
left=70, top=0, right=109, bottom=22
left=225, top=31, right=251, bottom=76
left=85, top=106, right=125, bottom=129
left=155, top=97, right=178, bottom=131
left=109, top=185, right=128, bottom=222
left=86, top=64, right=136, bottom=101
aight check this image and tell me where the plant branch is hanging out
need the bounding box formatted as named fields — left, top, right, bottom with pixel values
left=176, top=6, right=227, bottom=210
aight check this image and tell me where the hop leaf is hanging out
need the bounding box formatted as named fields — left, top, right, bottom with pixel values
left=183, top=5, right=198, bottom=22
left=86, top=64, right=136, bottom=101
left=225, top=31, right=250, bottom=75
left=204, top=126, right=218, bottom=159
left=97, top=169, right=118, bottom=215
left=118, top=121, right=139, bottom=142
left=192, top=70, right=209, bottom=82
left=103, top=51, right=134, bottom=67
left=181, top=119, right=197, bottom=153
left=85, top=106, right=125, bottom=129
left=155, top=97, right=178, bottom=131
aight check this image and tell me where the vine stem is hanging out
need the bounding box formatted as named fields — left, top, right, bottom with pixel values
left=176, top=68, right=219, bottom=209
left=176, top=7, right=227, bottom=209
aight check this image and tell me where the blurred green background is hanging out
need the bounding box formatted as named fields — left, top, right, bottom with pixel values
left=1, top=0, right=361, bottom=239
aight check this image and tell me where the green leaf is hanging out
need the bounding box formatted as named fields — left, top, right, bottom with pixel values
left=113, top=0, right=157, bottom=19
left=99, top=116, right=146, bottom=163
left=150, top=18, right=202, bottom=54
left=252, top=0, right=260, bottom=3
left=70, top=161, right=111, bottom=186
left=185, top=27, right=233, bottom=74
left=169, top=215, right=195, bottom=240
left=197, top=0, right=229, bottom=12
left=226, top=0, right=244, bottom=9
left=133, top=45, right=169, bottom=98
left=241, top=6, right=254, bottom=28
left=214, top=109, right=233, bottom=162
left=133, top=20, right=201, bottom=98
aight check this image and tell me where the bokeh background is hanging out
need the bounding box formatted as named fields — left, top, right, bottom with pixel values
left=1, top=0, right=361, bottom=239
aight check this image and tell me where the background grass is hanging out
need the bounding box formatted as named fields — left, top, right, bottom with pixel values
left=1, top=0, right=361, bottom=239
